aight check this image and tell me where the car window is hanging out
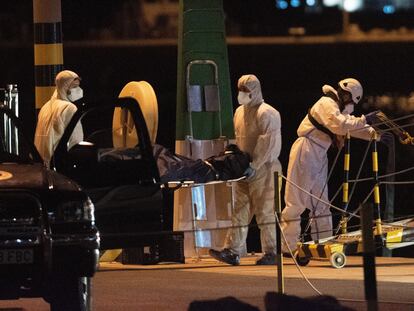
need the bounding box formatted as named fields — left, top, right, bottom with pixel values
left=0, top=109, right=38, bottom=164
left=80, top=105, right=141, bottom=150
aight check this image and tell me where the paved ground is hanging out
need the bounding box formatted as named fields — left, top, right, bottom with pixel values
left=1, top=255, right=414, bottom=310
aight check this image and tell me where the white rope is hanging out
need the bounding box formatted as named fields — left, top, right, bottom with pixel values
left=380, top=180, right=414, bottom=185
left=349, top=112, right=414, bottom=133
left=281, top=174, right=360, bottom=219
left=275, top=212, right=323, bottom=296
left=349, top=165, right=414, bottom=183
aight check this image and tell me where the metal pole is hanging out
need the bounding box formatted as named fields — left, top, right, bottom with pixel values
left=5, top=85, right=12, bottom=152
left=342, top=1, right=350, bottom=36
left=383, top=136, right=395, bottom=257
left=341, top=131, right=351, bottom=234
left=274, top=171, right=284, bottom=294
left=360, top=203, right=378, bottom=311
left=371, top=133, right=382, bottom=235
left=33, top=0, right=64, bottom=110
left=1, top=88, right=6, bottom=151
left=11, top=84, right=19, bottom=154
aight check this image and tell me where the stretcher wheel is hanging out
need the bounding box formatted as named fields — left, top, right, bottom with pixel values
left=330, top=252, right=346, bottom=269
left=295, top=254, right=310, bottom=266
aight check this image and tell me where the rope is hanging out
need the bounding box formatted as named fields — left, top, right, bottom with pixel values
left=304, top=146, right=343, bottom=238
left=275, top=212, right=323, bottom=296
left=381, top=180, right=414, bottom=185
left=281, top=174, right=360, bottom=219
left=347, top=139, right=372, bottom=205
left=349, top=112, right=414, bottom=133
left=349, top=165, right=414, bottom=183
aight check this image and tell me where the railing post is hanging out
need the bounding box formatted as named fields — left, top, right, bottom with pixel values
left=274, top=171, right=284, bottom=294
left=361, top=203, right=378, bottom=311
left=371, top=133, right=382, bottom=235
left=341, top=131, right=351, bottom=233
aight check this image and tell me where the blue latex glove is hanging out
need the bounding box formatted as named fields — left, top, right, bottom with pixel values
left=379, top=132, right=394, bottom=146
left=364, top=110, right=381, bottom=125
left=243, top=166, right=256, bottom=181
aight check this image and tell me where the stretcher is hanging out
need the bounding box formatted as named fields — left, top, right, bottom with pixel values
left=164, top=176, right=246, bottom=259
left=296, top=218, right=414, bottom=268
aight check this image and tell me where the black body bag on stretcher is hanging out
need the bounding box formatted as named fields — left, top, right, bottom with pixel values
left=153, top=144, right=251, bottom=184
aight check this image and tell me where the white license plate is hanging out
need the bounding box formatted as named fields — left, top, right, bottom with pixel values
left=0, top=249, right=34, bottom=264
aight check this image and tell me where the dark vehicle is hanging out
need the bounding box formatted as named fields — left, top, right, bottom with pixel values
left=52, top=98, right=182, bottom=263
left=0, top=106, right=99, bottom=310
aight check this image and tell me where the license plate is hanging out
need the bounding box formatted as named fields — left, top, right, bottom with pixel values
left=0, top=249, right=33, bottom=264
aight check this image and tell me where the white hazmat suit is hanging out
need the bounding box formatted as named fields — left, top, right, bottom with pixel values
left=224, top=74, right=282, bottom=258
left=34, top=70, right=84, bottom=168
left=281, top=81, right=375, bottom=252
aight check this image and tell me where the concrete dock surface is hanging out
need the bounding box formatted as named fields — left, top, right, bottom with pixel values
left=1, top=255, right=414, bottom=310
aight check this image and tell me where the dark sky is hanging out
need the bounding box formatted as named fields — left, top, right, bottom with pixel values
left=2, top=0, right=414, bottom=42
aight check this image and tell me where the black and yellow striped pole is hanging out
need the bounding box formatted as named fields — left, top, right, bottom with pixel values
left=371, top=132, right=382, bottom=235
left=341, top=131, right=351, bottom=234
left=33, top=0, right=64, bottom=110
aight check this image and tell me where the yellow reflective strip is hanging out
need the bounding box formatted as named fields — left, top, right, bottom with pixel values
left=99, top=249, right=122, bottom=262
left=372, top=152, right=378, bottom=172
left=323, top=244, right=331, bottom=258
left=324, top=244, right=334, bottom=258
left=341, top=218, right=348, bottom=234
left=374, top=185, right=380, bottom=204
left=357, top=241, right=364, bottom=253
left=34, top=44, right=63, bottom=65
left=342, top=182, right=349, bottom=203
left=386, top=228, right=403, bottom=244
left=344, top=153, right=350, bottom=171
left=375, top=218, right=383, bottom=235
left=325, top=243, right=343, bottom=258
left=298, top=245, right=307, bottom=258
left=309, top=244, right=319, bottom=258
left=35, top=86, right=55, bottom=109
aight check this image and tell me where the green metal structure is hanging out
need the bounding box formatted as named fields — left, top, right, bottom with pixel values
left=174, top=0, right=235, bottom=258
left=176, top=0, right=234, bottom=141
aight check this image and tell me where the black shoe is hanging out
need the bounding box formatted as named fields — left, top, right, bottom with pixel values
left=209, top=248, right=240, bottom=266
left=256, top=253, right=277, bottom=265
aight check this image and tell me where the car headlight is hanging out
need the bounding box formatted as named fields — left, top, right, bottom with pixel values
left=53, top=198, right=95, bottom=223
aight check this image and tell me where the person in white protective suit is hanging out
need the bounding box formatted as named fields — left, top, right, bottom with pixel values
left=34, top=70, right=84, bottom=168
left=209, top=74, right=282, bottom=265
left=281, top=78, right=389, bottom=254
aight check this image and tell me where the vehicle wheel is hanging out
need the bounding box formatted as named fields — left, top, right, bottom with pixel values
left=0, top=279, right=19, bottom=299
left=330, top=252, right=346, bottom=269
left=49, top=276, right=92, bottom=311
left=295, top=253, right=310, bottom=266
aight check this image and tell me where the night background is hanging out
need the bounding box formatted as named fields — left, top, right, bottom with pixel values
left=2, top=0, right=414, bottom=255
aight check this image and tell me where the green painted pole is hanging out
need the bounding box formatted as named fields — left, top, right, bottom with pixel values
left=174, top=0, right=235, bottom=258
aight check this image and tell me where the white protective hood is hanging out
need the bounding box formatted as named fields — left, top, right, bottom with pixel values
left=234, top=75, right=281, bottom=171
left=34, top=70, right=83, bottom=167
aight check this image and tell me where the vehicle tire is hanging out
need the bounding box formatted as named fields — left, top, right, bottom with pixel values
left=330, top=252, right=347, bottom=269
left=295, top=253, right=310, bottom=266
left=0, top=279, right=19, bottom=299
left=49, top=276, right=91, bottom=311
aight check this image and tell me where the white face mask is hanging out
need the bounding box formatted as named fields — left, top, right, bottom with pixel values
left=238, top=91, right=251, bottom=105
left=67, top=86, right=83, bottom=102
left=342, top=103, right=354, bottom=115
